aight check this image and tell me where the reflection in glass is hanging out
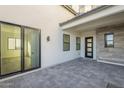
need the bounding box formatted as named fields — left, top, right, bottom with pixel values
left=63, top=34, right=70, bottom=51
left=87, top=43, right=92, bottom=47
left=64, top=34, right=70, bottom=42
left=1, top=23, right=21, bottom=75
left=87, top=53, right=92, bottom=56
left=106, top=34, right=113, bottom=40
left=106, top=41, right=113, bottom=46
left=87, top=48, right=92, bottom=52
left=24, top=28, right=40, bottom=70
left=105, top=33, right=114, bottom=47
left=76, top=37, right=80, bottom=50
left=16, top=38, right=21, bottom=49
left=64, top=43, right=70, bottom=51
left=87, top=39, right=92, bottom=42
left=8, top=38, right=15, bottom=50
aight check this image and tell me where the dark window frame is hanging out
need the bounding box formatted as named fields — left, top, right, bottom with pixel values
left=63, top=34, right=70, bottom=51
left=104, top=33, right=114, bottom=48
left=76, top=37, right=81, bottom=50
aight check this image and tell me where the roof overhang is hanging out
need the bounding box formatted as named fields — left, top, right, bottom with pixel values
left=62, top=5, right=77, bottom=15
left=60, top=5, right=124, bottom=32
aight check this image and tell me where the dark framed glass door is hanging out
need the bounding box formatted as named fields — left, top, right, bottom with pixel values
left=0, top=21, right=41, bottom=78
left=24, top=27, right=40, bottom=70
left=0, top=23, right=21, bottom=75
left=85, top=37, right=93, bottom=58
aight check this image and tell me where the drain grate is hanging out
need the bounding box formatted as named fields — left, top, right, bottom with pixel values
left=106, top=83, right=120, bottom=88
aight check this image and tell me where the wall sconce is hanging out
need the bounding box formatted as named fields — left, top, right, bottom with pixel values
left=47, top=36, right=50, bottom=42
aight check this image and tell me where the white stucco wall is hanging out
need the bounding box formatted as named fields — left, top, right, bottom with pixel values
left=0, top=5, right=82, bottom=68
left=81, top=30, right=96, bottom=60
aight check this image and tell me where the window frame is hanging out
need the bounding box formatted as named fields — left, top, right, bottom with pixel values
left=104, top=33, right=114, bottom=48
left=76, top=37, right=81, bottom=50
left=63, top=34, right=70, bottom=51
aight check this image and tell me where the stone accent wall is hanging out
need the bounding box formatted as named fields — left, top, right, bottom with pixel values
left=96, top=23, right=124, bottom=64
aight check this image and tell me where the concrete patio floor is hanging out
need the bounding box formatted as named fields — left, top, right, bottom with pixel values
left=0, top=58, right=124, bottom=88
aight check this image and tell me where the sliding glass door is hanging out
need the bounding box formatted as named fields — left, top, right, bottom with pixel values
left=1, top=23, right=21, bottom=75
left=24, top=28, right=40, bottom=70
left=0, top=22, right=41, bottom=77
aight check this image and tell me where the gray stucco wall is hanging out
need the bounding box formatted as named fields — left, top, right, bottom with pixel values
left=96, top=23, right=124, bottom=64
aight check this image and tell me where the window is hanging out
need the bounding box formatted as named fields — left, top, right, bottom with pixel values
left=76, top=37, right=81, bottom=50
left=105, top=33, right=114, bottom=48
left=8, top=38, right=16, bottom=49
left=63, top=34, right=70, bottom=51
left=8, top=38, right=21, bottom=50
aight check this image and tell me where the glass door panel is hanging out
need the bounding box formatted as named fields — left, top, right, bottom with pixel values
left=85, top=37, right=93, bottom=58
left=1, top=23, right=21, bottom=75
left=24, top=28, right=40, bottom=70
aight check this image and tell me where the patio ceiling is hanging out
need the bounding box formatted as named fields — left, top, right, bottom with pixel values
left=60, top=6, right=124, bottom=32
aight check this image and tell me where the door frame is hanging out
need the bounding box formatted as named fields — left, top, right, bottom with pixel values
left=85, top=37, right=93, bottom=58
left=0, top=21, right=41, bottom=78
